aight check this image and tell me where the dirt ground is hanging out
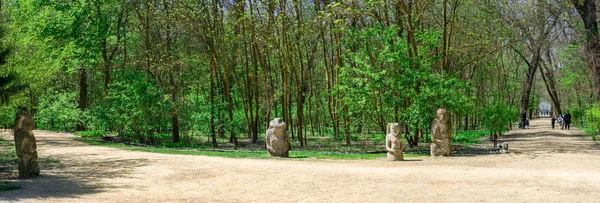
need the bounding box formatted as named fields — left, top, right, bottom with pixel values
left=1, top=118, right=600, bottom=202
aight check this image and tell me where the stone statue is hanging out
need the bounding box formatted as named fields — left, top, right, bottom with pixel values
left=431, top=108, right=452, bottom=156
left=385, top=123, right=403, bottom=161
left=13, top=111, right=40, bottom=178
left=265, top=118, right=289, bottom=157
left=499, top=142, right=510, bottom=153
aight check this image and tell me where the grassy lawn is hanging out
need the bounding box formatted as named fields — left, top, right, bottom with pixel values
left=74, top=128, right=494, bottom=159
left=0, top=181, right=21, bottom=191
left=453, top=129, right=490, bottom=146
left=76, top=137, right=422, bottom=160
left=0, top=137, right=18, bottom=166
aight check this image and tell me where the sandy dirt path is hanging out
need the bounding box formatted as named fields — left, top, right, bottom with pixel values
left=1, top=118, right=600, bottom=202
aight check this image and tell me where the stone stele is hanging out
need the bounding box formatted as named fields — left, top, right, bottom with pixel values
left=385, top=123, right=403, bottom=161
left=266, top=118, right=289, bottom=157
left=431, top=108, right=452, bottom=156
left=13, top=111, right=40, bottom=178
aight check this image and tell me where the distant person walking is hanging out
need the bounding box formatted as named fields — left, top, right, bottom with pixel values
left=551, top=115, right=556, bottom=130
left=558, top=115, right=564, bottom=130
left=564, top=111, right=572, bottom=130
left=521, top=110, right=527, bottom=129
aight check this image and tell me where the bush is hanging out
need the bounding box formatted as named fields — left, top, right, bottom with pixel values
left=454, top=130, right=488, bottom=145
left=568, top=107, right=583, bottom=125
left=482, top=102, right=516, bottom=135
left=0, top=106, right=16, bottom=129
left=579, top=126, right=598, bottom=141
left=581, top=105, right=600, bottom=140
left=36, top=91, right=82, bottom=131
left=75, top=130, right=105, bottom=138
left=161, top=142, right=199, bottom=148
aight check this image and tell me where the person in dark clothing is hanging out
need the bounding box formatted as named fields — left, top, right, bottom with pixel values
left=564, top=111, right=572, bottom=130
left=521, top=110, right=526, bottom=129
left=551, top=115, right=556, bottom=130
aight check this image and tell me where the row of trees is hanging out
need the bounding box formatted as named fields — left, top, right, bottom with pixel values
left=1, top=0, right=599, bottom=148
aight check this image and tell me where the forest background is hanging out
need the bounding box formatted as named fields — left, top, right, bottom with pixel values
left=2, top=0, right=600, bottom=151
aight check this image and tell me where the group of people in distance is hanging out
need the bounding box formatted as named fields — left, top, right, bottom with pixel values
left=520, top=110, right=572, bottom=130
left=551, top=111, right=572, bottom=130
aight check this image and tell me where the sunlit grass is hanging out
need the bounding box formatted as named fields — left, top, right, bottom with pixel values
left=76, top=137, right=422, bottom=160
left=0, top=182, right=21, bottom=191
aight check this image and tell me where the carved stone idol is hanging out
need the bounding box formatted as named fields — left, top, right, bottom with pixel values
left=385, top=123, right=403, bottom=161
left=13, top=111, right=40, bottom=178
left=266, top=118, right=289, bottom=157
left=431, top=108, right=452, bottom=156
left=499, top=142, right=510, bottom=153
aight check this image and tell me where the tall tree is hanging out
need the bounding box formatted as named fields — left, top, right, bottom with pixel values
left=572, top=0, right=600, bottom=101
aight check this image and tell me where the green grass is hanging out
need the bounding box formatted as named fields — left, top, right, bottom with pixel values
left=76, top=137, right=421, bottom=160
left=0, top=137, right=18, bottom=164
left=0, top=182, right=21, bottom=191
left=75, top=130, right=106, bottom=138
left=1, top=137, right=59, bottom=168
left=453, top=130, right=489, bottom=146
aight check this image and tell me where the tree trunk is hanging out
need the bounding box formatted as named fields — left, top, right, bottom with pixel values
left=513, top=45, right=541, bottom=113
left=464, top=114, right=469, bottom=131
left=77, top=67, right=87, bottom=131
left=172, top=113, right=179, bottom=143
left=210, top=56, right=218, bottom=147
left=539, top=55, right=562, bottom=115
left=573, top=0, right=600, bottom=101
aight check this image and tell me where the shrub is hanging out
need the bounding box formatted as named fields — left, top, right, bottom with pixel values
left=482, top=102, right=516, bottom=135
left=75, top=130, right=105, bottom=138
left=36, top=91, right=82, bottom=131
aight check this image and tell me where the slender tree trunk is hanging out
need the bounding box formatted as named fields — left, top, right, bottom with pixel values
left=249, top=1, right=260, bottom=144
left=514, top=46, right=541, bottom=113
left=209, top=56, right=218, bottom=147
left=77, top=67, right=87, bottom=131
left=462, top=113, right=468, bottom=131
left=540, top=59, right=562, bottom=115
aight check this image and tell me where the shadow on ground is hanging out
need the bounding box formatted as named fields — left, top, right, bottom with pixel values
left=0, top=157, right=148, bottom=201
left=496, top=120, right=600, bottom=159
left=0, top=131, right=149, bottom=201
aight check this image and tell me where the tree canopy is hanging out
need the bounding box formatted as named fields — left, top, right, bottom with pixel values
left=1, top=0, right=598, bottom=148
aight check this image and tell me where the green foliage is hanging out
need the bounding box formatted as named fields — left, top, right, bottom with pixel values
left=0, top=182, right=21, bottom=191
left=0, top=8, right=28, bottom=105
left=454, top=130, right=488, bottom=145
left=0, top=74, right=28, bottom=104
left=338, top=24, right=474, bottom=131
left=568, top=107, right=583, bottom=124
left=482, top=101, right=516, bottom=135
left=578, top=125, right=598, bottom=141
left=0, top=106, right=16, bottom=128
left=161, top=142, right=199, bottom=148
left=93, top=69, right=170, bottom=138
left=0, top=137, right=18, bottom=165
left=4, top=0, right=594, bottom=151
left=75, top=130, right=106, bottom=138
left=583, top=104, right=600, bottom=140
left=36, top=91, right=82, bottom=131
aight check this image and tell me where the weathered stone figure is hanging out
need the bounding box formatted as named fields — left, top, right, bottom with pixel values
left=499, top=142, right=510, bottom=153
left=13, top=111, right=40, bottom=178
left=385, top=123, right=403, bottom=161
left=431, top=108, right=452, bottom=156
left=265, top=118, right=289, bottom=157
